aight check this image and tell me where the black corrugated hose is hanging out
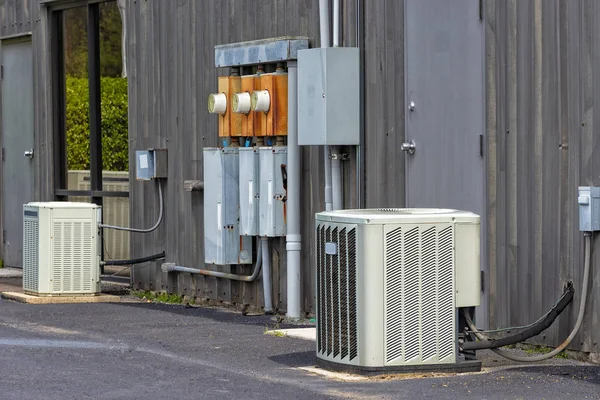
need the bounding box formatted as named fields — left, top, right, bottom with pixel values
left=462, top=282, right=574, bottom=351
left=102, top=251, right=166, bottom=266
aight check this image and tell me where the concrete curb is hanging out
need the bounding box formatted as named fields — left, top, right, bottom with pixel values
left=1, top=292, right=120, bottom=304
left=267, top=327, right=316, bottom=341
left=0, top=268, right=23, bottom=278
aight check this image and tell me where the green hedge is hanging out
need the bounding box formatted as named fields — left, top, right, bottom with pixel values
left=66, top=76, right=129, bottom=171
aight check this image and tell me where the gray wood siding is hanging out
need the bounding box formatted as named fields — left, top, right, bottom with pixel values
left=125, top=0, right=325, bottom=314
left=0, top=0, right=34, bottom=37
left=124, top=0, right=408, bottom=316
left=486, top=0, right=600, bottom=352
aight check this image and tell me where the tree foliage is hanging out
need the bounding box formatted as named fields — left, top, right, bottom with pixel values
left=64, top=2, right=128, bottom=171
left=64, top=2, right=124, bottom=77
left=66, top=76, right=129, bottom=171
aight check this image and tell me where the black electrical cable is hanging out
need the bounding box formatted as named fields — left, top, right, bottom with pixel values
left=462, top=282, right=575, bottom=351
left=102, top=251, right=166, bottom=266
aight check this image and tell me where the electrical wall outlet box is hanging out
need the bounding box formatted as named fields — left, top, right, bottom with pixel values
left=578, top=186, right=600, bottom=231
left=239, top=147, right=260, bottom=236
left=203, top=148, right=253, bottom=265
left=259, top=146, right=287, bottom=237
left=298, top=47, right=360, bottom=146
left=135, top=149, right=167, bottom=180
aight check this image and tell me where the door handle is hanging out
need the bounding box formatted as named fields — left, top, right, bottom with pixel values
left=24, top=149, right=34, bottom=159
left=401, top=141, right=416, bottom=155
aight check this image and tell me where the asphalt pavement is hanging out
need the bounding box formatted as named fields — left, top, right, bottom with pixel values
left=0, top=294, right=599, bottom=399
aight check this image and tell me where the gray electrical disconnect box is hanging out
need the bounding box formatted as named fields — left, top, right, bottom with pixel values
left=578, top=186, right=600, bottom=231
left=239, top=147, right=260, bottom=236
left=203, top=148, right=253, bottom=265
left=259, top=146, right=287, bottom=237
left=297, top=47, right=360, bottom=146
left=135, top=149, right=168, bottom=180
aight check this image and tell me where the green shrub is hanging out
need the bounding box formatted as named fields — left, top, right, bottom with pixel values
left=66, top=76, right=129, bottom=171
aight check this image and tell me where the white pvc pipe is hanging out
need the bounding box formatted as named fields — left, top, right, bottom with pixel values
left=286, top=61, right=302, bottom=320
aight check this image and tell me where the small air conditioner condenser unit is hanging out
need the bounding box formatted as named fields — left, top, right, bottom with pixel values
left=23, top=202, right=102, bottom=296
left=315, top=208, right=481, bottom=373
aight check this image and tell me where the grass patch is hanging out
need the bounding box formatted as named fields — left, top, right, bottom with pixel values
left=520, top=343, right=568, bottom=359
left=263, top=321, right=285, bottom=337
left=132, top=290, right=183, bottom=304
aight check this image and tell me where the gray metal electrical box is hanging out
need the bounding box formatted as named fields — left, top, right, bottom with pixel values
left=203, top=148, right=253, bottom=265
left=239, top=147, right=260, bottom=236
left=259, top=146, right=287, bottom=237
left=135, top=149, right=168, bottom=180
left=298, top=47, right=360, bottom=146
left=578, top=186, right=600, bottom=232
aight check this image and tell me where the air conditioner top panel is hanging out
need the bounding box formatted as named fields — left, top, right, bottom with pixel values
left=316, top=208, right=479, bottom=225
left=25, top=202, right=101, bottom=210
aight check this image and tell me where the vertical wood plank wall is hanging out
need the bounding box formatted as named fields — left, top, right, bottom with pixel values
left=124, top=0, right=407, bottom=317
left=486, top=0, right=600, bottom=352
left=1, top=0, right=599, bottom=353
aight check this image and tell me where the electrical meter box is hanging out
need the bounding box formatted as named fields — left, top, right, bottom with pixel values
left=578, top=186, right=600, bottom=232
left=259, top=146, right=287, bottom=237
left=239, top=147, right=260, bottom=236
left=297, top=47, right=360, bottom=146
left=135, top=149, right=168, bottom=180
left=203, top=148, right=253, bottom=265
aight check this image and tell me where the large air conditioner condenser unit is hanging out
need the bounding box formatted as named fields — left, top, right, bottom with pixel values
left=315, top=208, right=481, bottom=373
left=23, top=202, right=102, bottom=296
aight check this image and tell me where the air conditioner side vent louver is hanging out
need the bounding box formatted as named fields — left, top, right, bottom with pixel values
left=384, top=224, right=456, bottom=365
left=23, top=215, right=39, bottom=292
left=347, top=228, right=357, bottom=361
left=317, top=225, right=324, bottom=353
left=339, top=228, right=349, bottom=360
left=316, top=222, right=358, bottom=364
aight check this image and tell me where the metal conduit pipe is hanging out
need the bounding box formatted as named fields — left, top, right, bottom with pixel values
left=161, top=238, right=263, bottom=283
left=333, top=0, right=340, bottom=47
left=356, top=0, right=365, bottom=208
left=319, top=0, right=333, bottom=212
left=286, top=60, right=302, bottom=319
left=331, top=147, right=343, bottom=210
left=261, top=237, right=274, bottom=314
left=100, top=180, right=164, bottom=233
left=331, top=0, right=343, bottom=211
left=324, top=150, right=333, bottom=211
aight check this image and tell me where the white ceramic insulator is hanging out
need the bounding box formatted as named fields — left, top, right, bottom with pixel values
left=251, top=90, right=271, bottom=113
left=233, top=92, right=252, bottom=114
left=208, top=93, right=227, bottom=114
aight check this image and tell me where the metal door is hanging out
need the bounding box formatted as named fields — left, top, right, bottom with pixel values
left=2, top=39, right=34, bottom=268
left=404, top=1, right=487, bottom=326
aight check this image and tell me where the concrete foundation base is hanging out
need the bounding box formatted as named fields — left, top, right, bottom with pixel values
left=1, top=292, right=120, bottom=304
